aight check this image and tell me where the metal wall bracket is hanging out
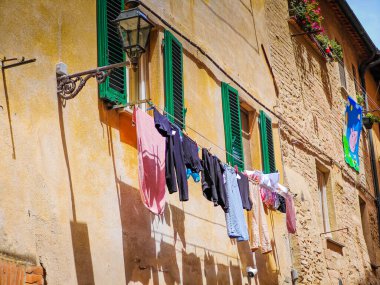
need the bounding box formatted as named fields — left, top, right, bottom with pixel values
left=319, top=227, right=349, bottom=236
left=110, top=98, right=152, bottom=110
left=291, top=29, right=322, bottom=37
left=56, top=61, right=132, bottom=100
left=1, top=57, right=36, bottom=69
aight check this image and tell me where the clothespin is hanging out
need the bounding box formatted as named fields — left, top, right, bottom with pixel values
left=234, top=165, right=238, bottom=174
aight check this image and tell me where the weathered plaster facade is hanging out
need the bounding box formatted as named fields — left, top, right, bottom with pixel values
left=266, top=0, right=380, bottom=284
left=0, top=0, right=379, bottom=284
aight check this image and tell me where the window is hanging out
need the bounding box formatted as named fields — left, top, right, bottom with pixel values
left=317, top=170, right=331, bottom=236
left=240, top=108, right=253, bottom=168
left=221, top=83, right=244, bottom=170
left=259, top=110, right=276, bottom=174
left=164, top=30, right=185, bottom=129
left=339, top=61, right=347, bottom=90
left=97, top=0, right=127, bottom=105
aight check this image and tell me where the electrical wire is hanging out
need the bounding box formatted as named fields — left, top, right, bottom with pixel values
left=329, top=47, right=380, bottom=111
left=151, top=104, right=246, bottom=167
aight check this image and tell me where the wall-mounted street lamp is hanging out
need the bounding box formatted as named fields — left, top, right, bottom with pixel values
left=57, top=0, right=154, bottom=100
left=114, top=0, right=153, bottom=67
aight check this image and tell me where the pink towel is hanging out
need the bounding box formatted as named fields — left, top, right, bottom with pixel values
left=133, top=107, right=166, bottom=215
left=285, top=194, right=296, bottom=234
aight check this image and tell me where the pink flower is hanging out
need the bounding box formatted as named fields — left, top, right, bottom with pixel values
left=311, top=23, right=320, bottom=30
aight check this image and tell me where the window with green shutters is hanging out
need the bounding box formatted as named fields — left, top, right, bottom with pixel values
left=164, top=30, right=185, bottom=129
left=259, top=110, right=276, bottom=174
left=97, top=0, right=127, bottom=105
left=221, top=82, right=244, bottom=170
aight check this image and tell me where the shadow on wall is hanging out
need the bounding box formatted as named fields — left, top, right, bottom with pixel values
left=57, top=95, right=96, bottom=285
left=100, top=101, right=256, bottom=285
left=199, top=0, right=259, bottom=53
left=182, top=250, right=203, bottom=285
left=289, top=23, right=333, bottom=110
left=1, top=68, right=17, bottom=159
left=119, top=182, right=159, bottom=284
left=70, top=221, right=95, bottom=285
left=117, top=181, right=253, bottom=285
left=204, top=251, right=217, bottom=284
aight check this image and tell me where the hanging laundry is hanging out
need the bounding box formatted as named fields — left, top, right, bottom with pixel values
left=201, top=149, right=228, bottom=211
left=273, top=192, right=281, bottom=210
left=248, top=181, right=272, bottom=253
left=212, top=155, right=227, bottom=209
left=154, top=108, right=189, bottom=201
left=224, top=164, right=249, bottom=241
left=244, top=170, right=262, bottom=182
left=246, top=170, right=288, bottom=213
left=182, top=135, right=203, bottom=182
left=285, top=194, right=297, bottom=234
left=260, top=172, right=280, bottom=190
left=133, top=107, right=166, bottom=215
left=260, top=187, right=272, bottom=208
left=154, top=107, right=172, bottom=137
left=277, top=195, right=286, bottom=213
left=277, top=183, right=288, bottom=194
left=186, top=168, right=200, bottom=182
left=237, top=172, right=252, bottom=210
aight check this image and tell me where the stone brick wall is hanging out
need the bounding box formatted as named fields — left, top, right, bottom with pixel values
left=0, top=256, right=44, bottom=285
left=265, top=0, right=380, bottom=284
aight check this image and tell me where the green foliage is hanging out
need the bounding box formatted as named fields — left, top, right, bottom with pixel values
left=329, top=39, right=343, bottom=61
left=290, top=0, right=323, bottom=32
left=365, top=112, right=380, bottom=123
left=314, top=33, right=329, bottom=47
left=314, top=34, right=343, bottom=61
left=290, top=0, right=344, bottom=61
left=356, top=93, right=365, bottom=106
left=290, top=0, right=306, bottom=18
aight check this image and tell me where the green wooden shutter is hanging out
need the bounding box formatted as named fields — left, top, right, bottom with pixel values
left=97, top=0, right=127, bottom=105
left=221, top=82, right=244, bottom=170
left=259, top=110, right=276, bottom=174
left=164, top=30, right=185, bottom=129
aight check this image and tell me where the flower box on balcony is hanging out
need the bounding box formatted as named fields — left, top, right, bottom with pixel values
left=288, top=17, right=329, bottom=61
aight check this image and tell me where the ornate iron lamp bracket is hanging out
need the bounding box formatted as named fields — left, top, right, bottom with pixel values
left=56, top=61, right=131, bottom=100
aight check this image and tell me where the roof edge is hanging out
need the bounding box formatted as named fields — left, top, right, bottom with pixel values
left=334, top=0, right=378, bottom=54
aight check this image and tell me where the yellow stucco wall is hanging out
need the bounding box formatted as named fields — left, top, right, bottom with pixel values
left=0, top=0, right=291, bottom=284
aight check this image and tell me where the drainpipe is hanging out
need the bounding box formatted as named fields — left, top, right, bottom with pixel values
left=359, top=51, right=380, bottom=242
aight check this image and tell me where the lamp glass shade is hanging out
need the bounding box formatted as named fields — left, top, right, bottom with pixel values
left=114, top=8, right=153, bottom=61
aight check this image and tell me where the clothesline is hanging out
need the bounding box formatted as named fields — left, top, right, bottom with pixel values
left=124, top=100, right=296, bottom=197
left=133, top=105, right=297, bottom=244
left=155, top=104, right=246, bottom=167
left=124, top=100, right=245, bottom=168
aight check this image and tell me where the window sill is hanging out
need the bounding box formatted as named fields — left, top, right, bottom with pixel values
left=118, top=106, right=134, bottom=115
left=325, top=237, right=345, bottom=255
left=326, top=237, right=345, bottom=248
left=340, top=86, right=350, bottom=99
left=287, top=17, right=328, bottom=62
